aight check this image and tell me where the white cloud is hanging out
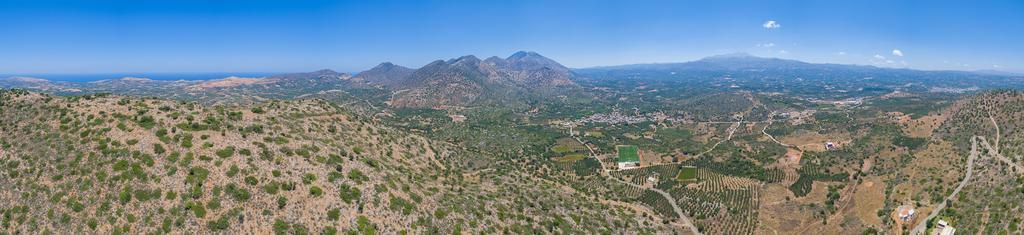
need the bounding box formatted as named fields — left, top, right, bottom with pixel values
left=762, top=20, right=781, bottom=29
left=778, top=50, right=789, bottom=54
left=993, top=65, right=1001, bottom=68
left=756, top=42, right=775, bottom=48
left=891, top=49, right=903, bottom=57
left=900, top=61, right=908, bottom=66
left=836, top=52, right=847, bottom=56
left=869, top=54, right=895, bottom=66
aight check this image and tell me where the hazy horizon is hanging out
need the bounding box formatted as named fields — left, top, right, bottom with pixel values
left=2, top=0, right=1022, bottom=74
left=5, top=51, right=1020, bottom=82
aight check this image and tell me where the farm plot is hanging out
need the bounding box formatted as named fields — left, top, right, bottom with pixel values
left=668, top=168, right=763, bottom=235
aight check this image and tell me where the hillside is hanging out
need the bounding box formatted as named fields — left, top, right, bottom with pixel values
left=921, top=91, right=1024, bottom=234
left=4, top=53, right=1024, bottom=234
left=0, top=90, right=672, bottom=234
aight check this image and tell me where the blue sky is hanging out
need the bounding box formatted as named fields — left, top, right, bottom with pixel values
left=1, top=0, right=1022, bottom=74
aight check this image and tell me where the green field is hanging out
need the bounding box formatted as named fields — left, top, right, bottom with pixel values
left=616, top=145, right=640, bottom=163
left=676, top=166, right=697, bottom=182
left=553, top=153, right=587, bottom=162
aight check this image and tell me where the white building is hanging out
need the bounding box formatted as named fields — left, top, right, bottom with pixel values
left=825, top=141, right=837, bottom=150
left=936, top=220, right=956, bottom=235
left=897, top=205, right=915, bottom=222
left=617, top=161, right=640, bottom=170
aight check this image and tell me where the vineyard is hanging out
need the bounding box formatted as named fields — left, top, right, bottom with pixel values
left=671, top=169, right=762, bottom=234
left=676, top=166, right=697, bottom=182
left=572, top=157, right=602, bottom=177
left=637, top=190, right=679, bottom=219
left=551, top=138, right=589, bottom=157
left=546, top=157, right=646, bottom=201
left=548, top=153, right=797, bottom=234
left=685, top=157, right=786, bottom=183
left=610, top=164, right=685, bottom=186
left=611, top=164, right=764, bottom=234
left=789, top=164, right=849, bottom=197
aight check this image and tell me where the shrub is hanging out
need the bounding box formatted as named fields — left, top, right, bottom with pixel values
left=356, top=216, right=375, bottom=234
left=302, top=173, right=317, bottom=184
left=207, top=198, right=221, bottom=210
left=389, top=196, right=415, bottom=215
left=338, top=184, right=361, bottom=203
left=181, top=134, right=193, bottom=148
left=244, top=176, right=259, bottom=185
left=215, top=147, right=235, bottom=158
left=291, top=223, right=309, bottom=235
left=226, top=165, right=239, bottom=177
left=226, top=183, right=251, bottom=201
left=188, top=201, right=206, bottom=218
left=119, top=188, right=132, bottom=204
left=207, top=214, right=230, bottom=231
left=323, top=226, right=337, bottom=235
left=348, top=169, right=369, bottom=184
left=277, top=196, right=287, bottom=209
left=273, top=219, right=289, bottom=235
left=136, top=116, right=156, bottom=129
left=264, top=181, right=280, bottom=195
left=327, top=208, right=340, bottom=221
left=309, top=186, right=324, bottom=197
left=153, top=143, right=166, bottom=154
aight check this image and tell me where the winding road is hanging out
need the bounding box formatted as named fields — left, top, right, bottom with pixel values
left=694, top=119, right=743, bottom=158
left=761, top=111, right=795, bottom=148
left=910, top=136, right=978, bottom=235
left=978, top=137, right=1024, bottom=174
left=573, top=136, right=702, bottom=234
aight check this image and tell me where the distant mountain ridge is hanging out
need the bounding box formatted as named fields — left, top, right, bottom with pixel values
left=353, top=51, right=576, bottom=108
left=576, top=53, right=1018, bottom=76
left=4, top=51, right=1022, bottom=108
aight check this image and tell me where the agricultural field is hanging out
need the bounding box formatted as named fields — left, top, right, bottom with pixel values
left=677, top=166, right=698, bottom=182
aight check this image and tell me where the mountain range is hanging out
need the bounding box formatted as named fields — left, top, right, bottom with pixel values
left=3, top=51, right=1022, bottom=107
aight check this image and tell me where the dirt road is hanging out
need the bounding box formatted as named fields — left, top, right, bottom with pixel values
left=910, top=136, right=978, bottom=235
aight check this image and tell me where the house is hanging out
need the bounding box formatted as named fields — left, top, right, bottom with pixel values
left=897, top=205, right=915, bottom=222
left=449, top=114, right=466, bottom=123
left=646, top=173, right=659, bottom=184
left=825, top=141, right=837, bottom=150
left=936, top=220, right=956, bottom=235
left=616, top=145, right=641, bottom=169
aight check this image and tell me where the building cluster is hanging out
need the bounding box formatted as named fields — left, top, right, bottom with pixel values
left=572, top=111, right=688, bottom=125
left=577, top=112, right=651, bottom=125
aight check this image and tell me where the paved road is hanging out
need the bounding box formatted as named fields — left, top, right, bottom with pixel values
left=911, top=136, right=979, bottom=235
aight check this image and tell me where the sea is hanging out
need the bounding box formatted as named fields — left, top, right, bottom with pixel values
left=0, top=72, right=281, bottom=82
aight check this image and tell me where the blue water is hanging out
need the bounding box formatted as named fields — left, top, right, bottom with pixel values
left=1, top=72, right=281, bottom=82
